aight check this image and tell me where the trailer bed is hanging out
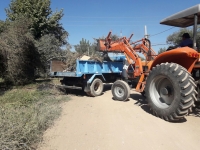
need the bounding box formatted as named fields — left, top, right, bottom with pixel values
left=50, top=59, right=123, bottom=77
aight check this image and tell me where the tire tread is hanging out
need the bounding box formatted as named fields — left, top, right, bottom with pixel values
left=145, top=62, right=197, bottom=121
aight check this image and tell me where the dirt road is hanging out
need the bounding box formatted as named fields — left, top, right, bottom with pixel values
left=38, top=85, right=200, bottom=150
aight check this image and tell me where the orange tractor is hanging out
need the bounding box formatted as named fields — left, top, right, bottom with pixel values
left=98, top=4, right=200, bottom=121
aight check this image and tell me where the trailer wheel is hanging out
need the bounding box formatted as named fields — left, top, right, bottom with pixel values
left=145, top=63, right=196, bottom=121
left=90, top=78, right=103, bottom=97
left=111, top=80, right=130, bottom=101
left=86, top=92, right=93, bottom=97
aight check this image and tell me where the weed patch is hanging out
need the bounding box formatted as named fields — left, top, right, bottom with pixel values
left=0, top=84, right=69, bottom=150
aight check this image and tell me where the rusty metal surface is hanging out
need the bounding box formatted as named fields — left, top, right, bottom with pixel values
left=51, top=60, right=66, bottom=72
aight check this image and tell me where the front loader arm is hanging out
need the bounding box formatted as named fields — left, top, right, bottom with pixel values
left=131, top=39, right=157, bottom=61
left=99, top=32, right=143, bottom=77
left=98, top=31, right=158, bottom=93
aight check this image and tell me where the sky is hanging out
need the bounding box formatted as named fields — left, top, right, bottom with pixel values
left=0, top=0, right=200, bottom=52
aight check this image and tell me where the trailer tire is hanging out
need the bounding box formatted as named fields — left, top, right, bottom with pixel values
left=86, top=92, right=93, bottom=97
left=111, top=80, right=130, bottom=101
left=90, top=78, right=103, bottom=97
left=145, top=63, right=196, bottom=121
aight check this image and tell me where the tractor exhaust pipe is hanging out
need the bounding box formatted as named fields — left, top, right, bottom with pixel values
left=145, top=38, right=153, bottom=61
left=193, top=14, right=198, bottom=51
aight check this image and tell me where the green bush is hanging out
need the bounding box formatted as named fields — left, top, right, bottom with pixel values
left=0, top=18, right=41, bottom=85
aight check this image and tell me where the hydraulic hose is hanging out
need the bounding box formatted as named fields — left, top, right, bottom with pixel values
left=145, top=38, right=153, bottom=60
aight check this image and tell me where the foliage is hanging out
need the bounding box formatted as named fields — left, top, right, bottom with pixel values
left=110, top=34, right=120, bottom=41
left=99, top=34, right=120, bottom=41
left=65, top=37, right=111, bottom=71
left=158, top=47, right=167, bottom=54
left=0, top=81, right=69, bottom=150
left=74, top=34, right=120, bottom=56
left=0, top=20, right=7, bottom=34
left=35, top=34, right=67, bottom=75
left=166, top=27, right=200, bottom=49
left=167, top=28, right=192, bottom=46
left=0, top=0, right=69, bottom=82
left=0, top=17, right=40, bottom=85
left=74, top=38, right=92, bottom=55
left=5, top=0, right=68, bottom=44
left=74, top=38, right=101, bottom=56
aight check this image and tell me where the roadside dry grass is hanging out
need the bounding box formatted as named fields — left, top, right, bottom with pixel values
left=0, top=78, right=69, bottom=150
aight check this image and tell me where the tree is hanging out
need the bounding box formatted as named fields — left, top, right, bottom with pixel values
left=5, top=0, right=68, bottom=44
left=35, top=34, right=67, bottom=75
left=72, top=34, right=122, bottom=63
left=98, top=34, right=120, bottom=41
left=0, top=17, right=40, bottom=85
left=74, top=38, right=91, bottom=55
left=3, top=0, right=69, bottom=78
left=110, top=34, right=120, bottom=41
left=167, top=28, right=192, bottom=46
left=158, top=47, right=167, bottom=54
left=166, top=27, right=200, bottom=49
left=0, top=20, right=6, bottom=34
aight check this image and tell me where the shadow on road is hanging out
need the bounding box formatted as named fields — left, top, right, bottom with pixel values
left=61, top=88, right=86, bottom=97
left=58, top=84, right=112, bottom=97
left=103, top=84, right=112, bottom=93
left=57, top=84, right=200, bottom=123
left=189, top=108, right=200, bottom=118
left=129, top=92, right=191, bottom=123
left=130, top=93, right=151, bottom=114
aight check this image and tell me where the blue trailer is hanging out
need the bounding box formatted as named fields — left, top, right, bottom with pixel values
left=50, top=57, right=125, bottom=96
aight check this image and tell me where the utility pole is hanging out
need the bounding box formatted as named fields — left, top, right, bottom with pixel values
left=144, top=25, right=149, bottom=39
left=88, top=47, right=89, bottom=56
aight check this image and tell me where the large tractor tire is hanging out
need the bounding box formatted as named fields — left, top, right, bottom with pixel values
left=89, top=78, right=104, bottom=97
left=111, top=80, right=130, bottom=101
left=145, top=62, right=196, bottom=121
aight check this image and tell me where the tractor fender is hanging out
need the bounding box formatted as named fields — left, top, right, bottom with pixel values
left=87, top=74, right=105, bottom=84
left=150, top=47, right=198, bottom=72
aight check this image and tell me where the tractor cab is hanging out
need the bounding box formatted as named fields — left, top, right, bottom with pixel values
left=150, top=4, right=200, bottom=73
left=160, top=4, right=200, bottom=50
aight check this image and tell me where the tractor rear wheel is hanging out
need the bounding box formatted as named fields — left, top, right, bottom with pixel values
left=145, top=62, right=196, bottom=121
left=111, top=80, right=130, bottom=101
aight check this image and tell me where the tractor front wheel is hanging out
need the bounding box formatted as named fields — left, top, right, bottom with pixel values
left=111, top=80, right=130, bottom=101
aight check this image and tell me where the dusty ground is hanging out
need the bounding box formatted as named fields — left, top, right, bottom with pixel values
left=38, top=85, right=200, bottom=150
